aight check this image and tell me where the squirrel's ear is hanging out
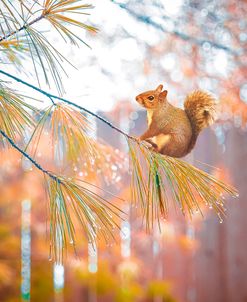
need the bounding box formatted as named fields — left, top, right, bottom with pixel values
left=159, top=90, right=168, bottom=100
left=156, top=84, right=163, bottom=93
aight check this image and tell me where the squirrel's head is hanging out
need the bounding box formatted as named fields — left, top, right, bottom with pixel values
left=135, top=84, right=168, bottom=109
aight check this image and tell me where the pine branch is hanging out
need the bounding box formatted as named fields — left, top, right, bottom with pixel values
left=0, top=69, right=137, bottom=142
left=0, top=82, right=35, bottom=139
left=128, top=139, right=238, bottom=227
left=0, top=14, right=44, bottom=42
left=0, top=128, right=123, bottom=263
left=0, top=128, right=59, bottom=181
left=0, top=1, right=96, bottom=43
left=0, top=1, right=97, bottom=93
left=0, top=70, right=238, bottom=228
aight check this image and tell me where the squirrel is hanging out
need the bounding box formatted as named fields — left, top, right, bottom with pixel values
left=135, top=84, right=217, bottom=158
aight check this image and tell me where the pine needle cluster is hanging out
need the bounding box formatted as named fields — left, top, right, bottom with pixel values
left=45, top=175, right=122, bottom=263
left=128, top=139, right=238, bottom=230
left=0, top=0, right=96, bottom=92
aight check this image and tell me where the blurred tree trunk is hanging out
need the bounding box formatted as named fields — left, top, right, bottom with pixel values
left=194, top=128, right=247, bottom=302
left=224, top=128, right=247, bottom=302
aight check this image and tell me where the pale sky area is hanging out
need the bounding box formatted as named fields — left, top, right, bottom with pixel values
left=2, top=0, right=235, bottom=112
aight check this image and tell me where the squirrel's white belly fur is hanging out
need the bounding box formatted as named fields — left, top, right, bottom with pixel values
left=147, top=111, right=153, bottom=127
left=147, top=110, right=171, bottom=150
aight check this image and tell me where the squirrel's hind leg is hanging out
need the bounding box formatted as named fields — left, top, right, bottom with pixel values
left=158, top=134, right=187, bottom=158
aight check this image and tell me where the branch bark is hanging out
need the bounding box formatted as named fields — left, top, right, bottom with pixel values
left=0, top=69, right=138, bottom=142
left=0, top=129, right=59, bottom=182
left=0, top=14, right=45, bottom=43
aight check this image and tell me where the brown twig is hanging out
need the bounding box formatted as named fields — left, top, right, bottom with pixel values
left=0, top=13, right=45, bottom=42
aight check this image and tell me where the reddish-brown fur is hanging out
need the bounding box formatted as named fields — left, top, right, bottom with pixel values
left=135, top=85, right=217, bottom=158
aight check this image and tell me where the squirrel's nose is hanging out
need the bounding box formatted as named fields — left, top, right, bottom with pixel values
left=136, top=96, right=141, bottom=102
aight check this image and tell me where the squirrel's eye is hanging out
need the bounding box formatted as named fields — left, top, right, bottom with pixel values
left=148, top=96, right=154, bottom=101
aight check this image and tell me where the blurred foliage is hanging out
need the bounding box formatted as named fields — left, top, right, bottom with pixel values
left=147, top=280, right=176, bottom=302
left=30, top=262, right=53, bottom=302
left=73, top=260, right=176, bottom=302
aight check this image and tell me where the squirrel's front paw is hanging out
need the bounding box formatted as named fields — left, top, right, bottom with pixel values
left=144, top=139, right=158, bottom=151
left=133, top=137, right=157, bottom=151
left=140, top=140, right=156, bottom=150
left=134, top=136, right=149, bottom=147
left=133, top=136, right=141, bottom=143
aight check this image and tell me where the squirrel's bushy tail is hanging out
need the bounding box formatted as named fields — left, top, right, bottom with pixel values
left=184, top=90, right=217, bottom=153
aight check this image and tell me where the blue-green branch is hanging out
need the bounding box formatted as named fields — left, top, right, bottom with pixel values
left=0, top=129, right=59, bottom=182
left=0, top=69, right=137, bottom=141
